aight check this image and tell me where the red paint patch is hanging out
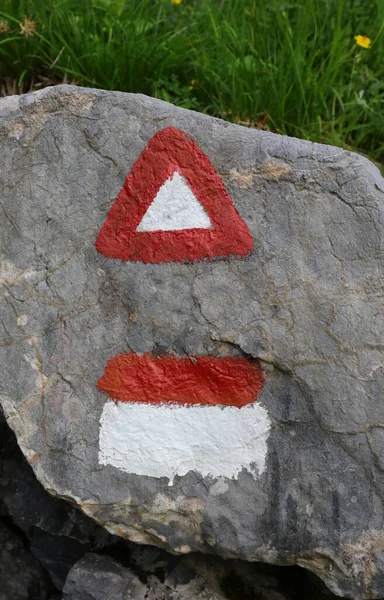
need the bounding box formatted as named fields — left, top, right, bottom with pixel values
left=97, top=353, right=264, bottom=408
left=95, top=127, right=253, bottom=263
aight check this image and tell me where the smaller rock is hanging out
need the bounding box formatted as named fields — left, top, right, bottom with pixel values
left=63, top=554, right=158, bottom=600
left=63, top=552, right=296, bottom=600
left=0, top=412, right=116, bottom=589
left=0, top=519, right=51, bottom=600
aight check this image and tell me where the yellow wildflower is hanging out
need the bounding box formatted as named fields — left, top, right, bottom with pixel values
left=0, top=20, right=10, bottom=33
left=172, top=0, right=182, bottom=4
left=19, top=16, right=37, bottom=37
left=354, top=35, right=371, bottom=49
left=189, top=79, right=197, bottom=90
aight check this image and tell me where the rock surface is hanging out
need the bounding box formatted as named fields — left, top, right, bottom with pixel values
left=0, top=85, right=383, bottom=599
left=0, top=519, right=51, bottom=600
left=0, top=405, right=335, bottom=600
left=62, top=552, right=292, bottom=600
left=0, top=406, right=116, bottom=590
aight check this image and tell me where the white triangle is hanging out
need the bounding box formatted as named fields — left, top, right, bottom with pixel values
left=136, top=171, right=212, bottom=232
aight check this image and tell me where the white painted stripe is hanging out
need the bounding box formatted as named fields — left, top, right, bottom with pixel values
left=99, top=401, right=271, bottom=484
left=136, top=171, right=212, bottom=232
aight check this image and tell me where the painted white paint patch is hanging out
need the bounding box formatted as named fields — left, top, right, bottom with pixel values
left=99, top=401, right=271, bottom=484
left=136, top=171, right=212, bottom=232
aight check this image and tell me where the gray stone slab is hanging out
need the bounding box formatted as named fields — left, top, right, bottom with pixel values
left=0, top=85, right=383, bottom=599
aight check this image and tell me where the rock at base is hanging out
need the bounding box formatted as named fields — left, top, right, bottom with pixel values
left=0, top=520, right=51, bottom=600
left=63, top=552, right=292, bottom=600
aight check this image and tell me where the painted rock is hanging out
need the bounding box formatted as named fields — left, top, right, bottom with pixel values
left=0, top=86, right=383, bottom=600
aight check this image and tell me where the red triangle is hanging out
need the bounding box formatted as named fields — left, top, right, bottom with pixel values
left=95, top=127, right=253, bottom=264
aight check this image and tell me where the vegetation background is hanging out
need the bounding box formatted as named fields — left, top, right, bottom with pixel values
left=0, top=0, right=383, bottom=167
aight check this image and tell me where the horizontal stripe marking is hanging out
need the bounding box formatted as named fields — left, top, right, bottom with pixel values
left=99, top=400, right=271, bottom=482
left=97, top=353, right=264, bottom=407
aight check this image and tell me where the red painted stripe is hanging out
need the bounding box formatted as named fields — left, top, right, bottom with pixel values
left=95, top=127, right=253, bottom=264
left=97, top=353, right=264, bottom=408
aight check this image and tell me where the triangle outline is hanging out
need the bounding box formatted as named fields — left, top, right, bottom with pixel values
left=95, top=127, right=253, bottom=264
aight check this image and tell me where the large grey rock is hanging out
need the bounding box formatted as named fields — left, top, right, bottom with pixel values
left=0, top=85, right=383, bottom=599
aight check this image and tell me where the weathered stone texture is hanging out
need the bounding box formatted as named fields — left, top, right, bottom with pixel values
left=63, top=552, right=293, bottom=600
left=0, top=405, right=334, bottom=600
left=0, top=86, right=383, bottom=599
left=0, top=519, right=52, bottom=600
left=0, top=408, right=115, bottom=589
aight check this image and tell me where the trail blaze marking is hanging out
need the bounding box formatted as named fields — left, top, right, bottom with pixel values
left=98, top=353, right=269, bottom=483
left=96, top=127, right=269, bottom=483
left=99, top=401, right=271, bottom=484
left=95, top=127, right=253, bottom=264
left=137, top=171, right=212, bottom=232
left=97, top=353, right=264, bottom=408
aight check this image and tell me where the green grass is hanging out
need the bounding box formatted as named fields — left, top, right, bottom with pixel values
left=0, top=0, right=383, bottom=164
